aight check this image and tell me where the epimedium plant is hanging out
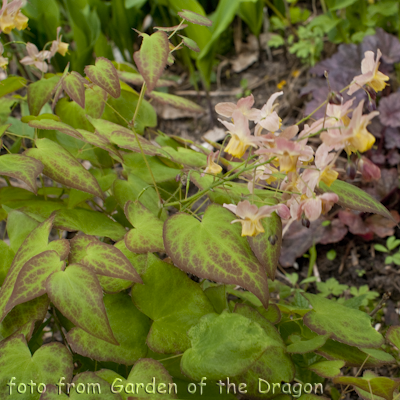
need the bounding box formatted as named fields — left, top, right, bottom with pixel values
left=0, top=5, right=400, bottom=400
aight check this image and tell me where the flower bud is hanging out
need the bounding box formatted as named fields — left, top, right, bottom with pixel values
left=175, top=174, right=181, bottom=182
left=268, top=234, right=278, bottom=245
left=302, top=217, right=310, bottom=228
left=346, top=160, right=357, bottom=180
left=367, top=99, right=376, bottom=112
left=358, top=156, right=381, bottom=181
left=366, top=86, right=376, bottom=101
left=328, top=91, right=343, bottom=105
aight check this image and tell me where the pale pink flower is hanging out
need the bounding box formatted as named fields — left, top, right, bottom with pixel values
left=300, top=145, right=338, bottom=197
left=219, top=110, right=259, bottom=158
left=50, top=27, right=69, bottom=57
left=247, top=164, right=278, bottom=192
left=289, top=193, right=339, bottom=222
left=215, top=94, right=259, bottom=120
left=0, top=0, right=28, bottom=34
left=223, top=200, right=290, bottom=237
left=254, top=91, right=283, bottom=133
left=201, top=151, right=222, bottom=176
left=20, top=42, right=51, bottom=73
left=348, top=50, right=389, bottom=95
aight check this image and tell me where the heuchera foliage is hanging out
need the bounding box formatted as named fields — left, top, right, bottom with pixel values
left=0, top=6, right=399, bottom=400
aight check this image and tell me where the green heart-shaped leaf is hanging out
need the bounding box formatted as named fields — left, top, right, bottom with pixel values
left=131, top=254, right=214, bottom=353
left=308, top=360, right=345, bottom=378
left=303, top=293, right=384, bottom=348
left=62, top=73, right=85, bottom=109
left=181, top=311, right=277, bottom=381
left=85, top=57, right=121, bottom=99
left=46, top=264, right=118, bottom=345
left=0, top=154, right=43, bottom=194
left=164, top=204, right=270, bottom=308
left=0, top=215, right=54, bottom=322
left=25, top=139, right=104, bottom=199
left=287, top=334, right=330, bottom=354
left=124, top=201, right=164, bottom=253
left=147, top=91, right=204, bottom=113
left=27, top=75, right=60, bottom=116
left=67, top=292, right=150, bottom=364
left=6, top=250, right=64, bottom=313
left=133, top=31, right=169, bottom=93
left=0, top=334, right=73, bottom=400
left=27, top=119, right=83, bottom=140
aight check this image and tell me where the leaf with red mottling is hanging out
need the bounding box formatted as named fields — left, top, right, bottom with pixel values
left=147, top=91, right=204, bottom=113
left=5, top=250, right=64, bottom=313
left=333, top=375, right=400, bottom=400
left=46, top=264, right=118, bottom=344
left=47, top=239, right=70, bottom=261
left=27, top=75, right=60, bottom=116
left=0, top=295, right=49, bottom=341
left=178, top=9, right=212, bottom=26
left=39, top=384, right=69, bottom=399
left=67, top=292, right=150, bottom=365
left=69, top=372, right=122, bottom=399
left=164, top=204, right=270, bottom=308
left=118, top=71, right=176, bottom=88
left=154, top=24, right=188, bottom=32
left=124, top=201, right=164, bottom=253
left=133, top=31, right=169, bottom=93
left=131, top=254, right=214, bottom=353
left=25, top=138, right=104, bottom=199
left=248, top=212, right=282, bottom=281
left=0, top=215, right=54, bottom=323
left=62, top=73, right=86, bottom=109
left=387, top=325, right=400, bottom=350
left=318, top=180, right=394, bottom=221
left=303, top=293, right=384, bottom=348
left=85, top=57, right=121, bottom=99
left=80, top=241, right=142, bottom=282
left=68, top=234, right=98, bottom=264
left=28, top=119, right=83, bottom=140
left=178, top=35, right=200, bottom=52
left=0, top=154, right=43, bottom=194
left=0, top=335, right=73, bottom=399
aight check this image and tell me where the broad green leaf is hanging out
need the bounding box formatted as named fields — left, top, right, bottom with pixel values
left=0, top=215, right=54, bottom=323
left=387, top=325, right=400, bottom=350
left=97, top=358, right=177, bottom=400
left=0, top=76, right=27, bottom=98
left=27, top=76, right=60, bottom=116
left=5, top=250, right=64, bottom=313
left=113, top=175, right=167, bottom=221
left=319, top=180, right=393, bottom=221
left=0, top=154, right=43, bottom=194
left=46, top=264, right=118, bottom=344
left=25, top=138, right=104, bottom=199
left=39, top=384, right=69, bottom=399
left=133, top=31, right=169, bottom=92
left=353, top=371, right=389, bottom=400
left=164, top=204, right=270, bottom=308
left=62, top=73, right=86, bottom=109
left=0, top=240, right=14, bottom=286
left=80, top=241, right=142, bottom=282
left=303, top=293, right=384, bottom=348
left=247, top=212, right=282, bottom=280
left=204, top=285, right=228, bottom=314
left=68, top=234, right=98, bottom=264
left=181, top=311, right=275, bottom=380
left=178, top=35, right=200, bottom=52
left=147, top=91, right=204, bottom=113
left=131, top=254, right=214, bottom=353
left=333, top=375, right=400, bottom=400
left=118, top=71, right=175, bottom=88
left=178, top=9, right=212, bottom=26
left=287, top=334, right=330, bottom=354
left=124, top=201, right=164, bottom=253
left=67, top=292, right=150, bottom=365
left=0, top=334, right=73, bottom=400
left=6, top=209, right=39, bottom=253
left=28, top=119, right=83, bottom=140
left=123, top=154, right=180, bottom=183
left=85, top=57, right=121, bottom=99
left=308, top=360, right=345, bottom=378
left=258, top=303, right=281, bottom=324
left=161, top=146, right=207, bottom=167
left=0, top=295, right=48, bottom=341
left=69, top=371, right=122, bottom=399
left=317, top=339, right=395, bottom=367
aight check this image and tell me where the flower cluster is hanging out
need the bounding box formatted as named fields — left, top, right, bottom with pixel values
left=213, top=49, right=387, bottom=237
left=0, top=0, right=28, bottom=34
left=20, top=27, right=68, bottom=73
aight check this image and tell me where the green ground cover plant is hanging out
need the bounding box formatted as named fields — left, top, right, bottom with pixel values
left=0, top=3, right=400, bottom=400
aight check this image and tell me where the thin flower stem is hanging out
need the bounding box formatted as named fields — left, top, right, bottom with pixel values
left=168, top=19, right=185, bottom=40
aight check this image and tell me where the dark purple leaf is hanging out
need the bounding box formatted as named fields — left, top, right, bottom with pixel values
left=385, top=127, right=400, bottom=149
left=379, top=92, right=400, bottom=127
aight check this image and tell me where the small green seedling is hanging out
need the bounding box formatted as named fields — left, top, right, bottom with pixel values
left=374, top=236, right=400, bottom=265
